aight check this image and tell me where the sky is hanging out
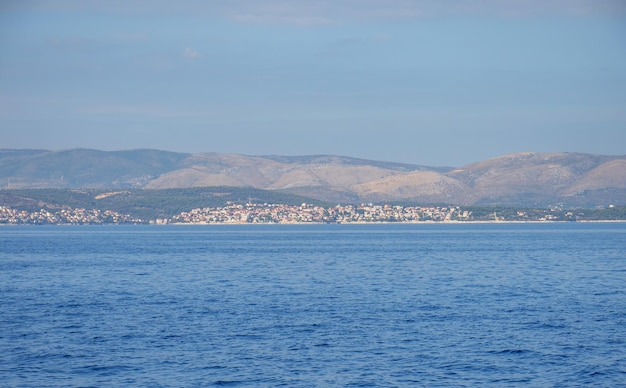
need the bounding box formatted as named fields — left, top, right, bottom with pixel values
left=1, top=0, right=625, bottom=166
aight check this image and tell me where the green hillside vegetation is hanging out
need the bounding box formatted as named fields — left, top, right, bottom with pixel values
left=2, top=188, right=625, bottom=222
left=460, top=205, right=626, bottom=221
left=0, top=187, right=327, bottom=219
left=579, top=206, right=626, bottom=220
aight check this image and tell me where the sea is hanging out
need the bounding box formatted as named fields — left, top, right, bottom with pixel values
left=1, top=223, right=625, bottom=387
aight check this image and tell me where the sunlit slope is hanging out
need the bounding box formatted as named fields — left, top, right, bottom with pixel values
left=1, top=149, right=624, bottom=206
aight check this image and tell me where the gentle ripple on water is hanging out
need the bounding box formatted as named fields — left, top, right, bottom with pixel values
left=1, top=223, right=625, bottom=386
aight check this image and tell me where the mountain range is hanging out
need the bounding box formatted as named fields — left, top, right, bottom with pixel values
left=1, top=149, right=624, bottom=207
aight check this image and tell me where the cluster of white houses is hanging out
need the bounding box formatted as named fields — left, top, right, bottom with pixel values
left=169, top=203, right=471, bottom=224
left=0, top=203, right=471, bottom=225
left=2, top=202, right=589, bottom=225
left=0, top=206, right=143, bottom=225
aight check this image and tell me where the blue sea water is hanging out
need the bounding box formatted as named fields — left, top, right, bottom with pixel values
left=1, top=223, right=625, bottom=387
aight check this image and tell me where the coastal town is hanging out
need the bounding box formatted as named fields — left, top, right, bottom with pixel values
left=169, top=203, right=471, bottom=224
left=0, top=206, right=143, bottom=225
left=0, top=202, right=607, bottom=225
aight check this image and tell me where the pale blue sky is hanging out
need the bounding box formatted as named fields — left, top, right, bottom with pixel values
left=1, top=0, right=625, bottom=166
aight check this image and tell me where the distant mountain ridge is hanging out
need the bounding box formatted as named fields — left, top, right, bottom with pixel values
left=1, top=149, right=624, bottom=207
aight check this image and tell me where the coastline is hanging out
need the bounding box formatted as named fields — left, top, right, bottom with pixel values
left=162, top=219, right=626, bottom=226
left=2, top=219, right=625, bottom=226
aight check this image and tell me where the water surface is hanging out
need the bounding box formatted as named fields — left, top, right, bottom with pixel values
left=1, top=223, right=625, bottom=386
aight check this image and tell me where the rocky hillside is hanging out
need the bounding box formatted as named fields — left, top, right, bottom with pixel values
left=1, top=149, right=624, bottom=207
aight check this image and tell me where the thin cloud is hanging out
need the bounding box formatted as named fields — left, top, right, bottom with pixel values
left=112, top=32, right=150, bottom=42
left=45, top=37, right=92, bottom=49
left=225, top=0, right=418, bottom=25
left=232, top=13, right=334, bottom=26
left=81, top=104, right=211, bottom=119
left=3, top=1, right=625, bottom=22
left=182, top=47, right=200, bottom=59
left=222, top=0, right=626, bottom=25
